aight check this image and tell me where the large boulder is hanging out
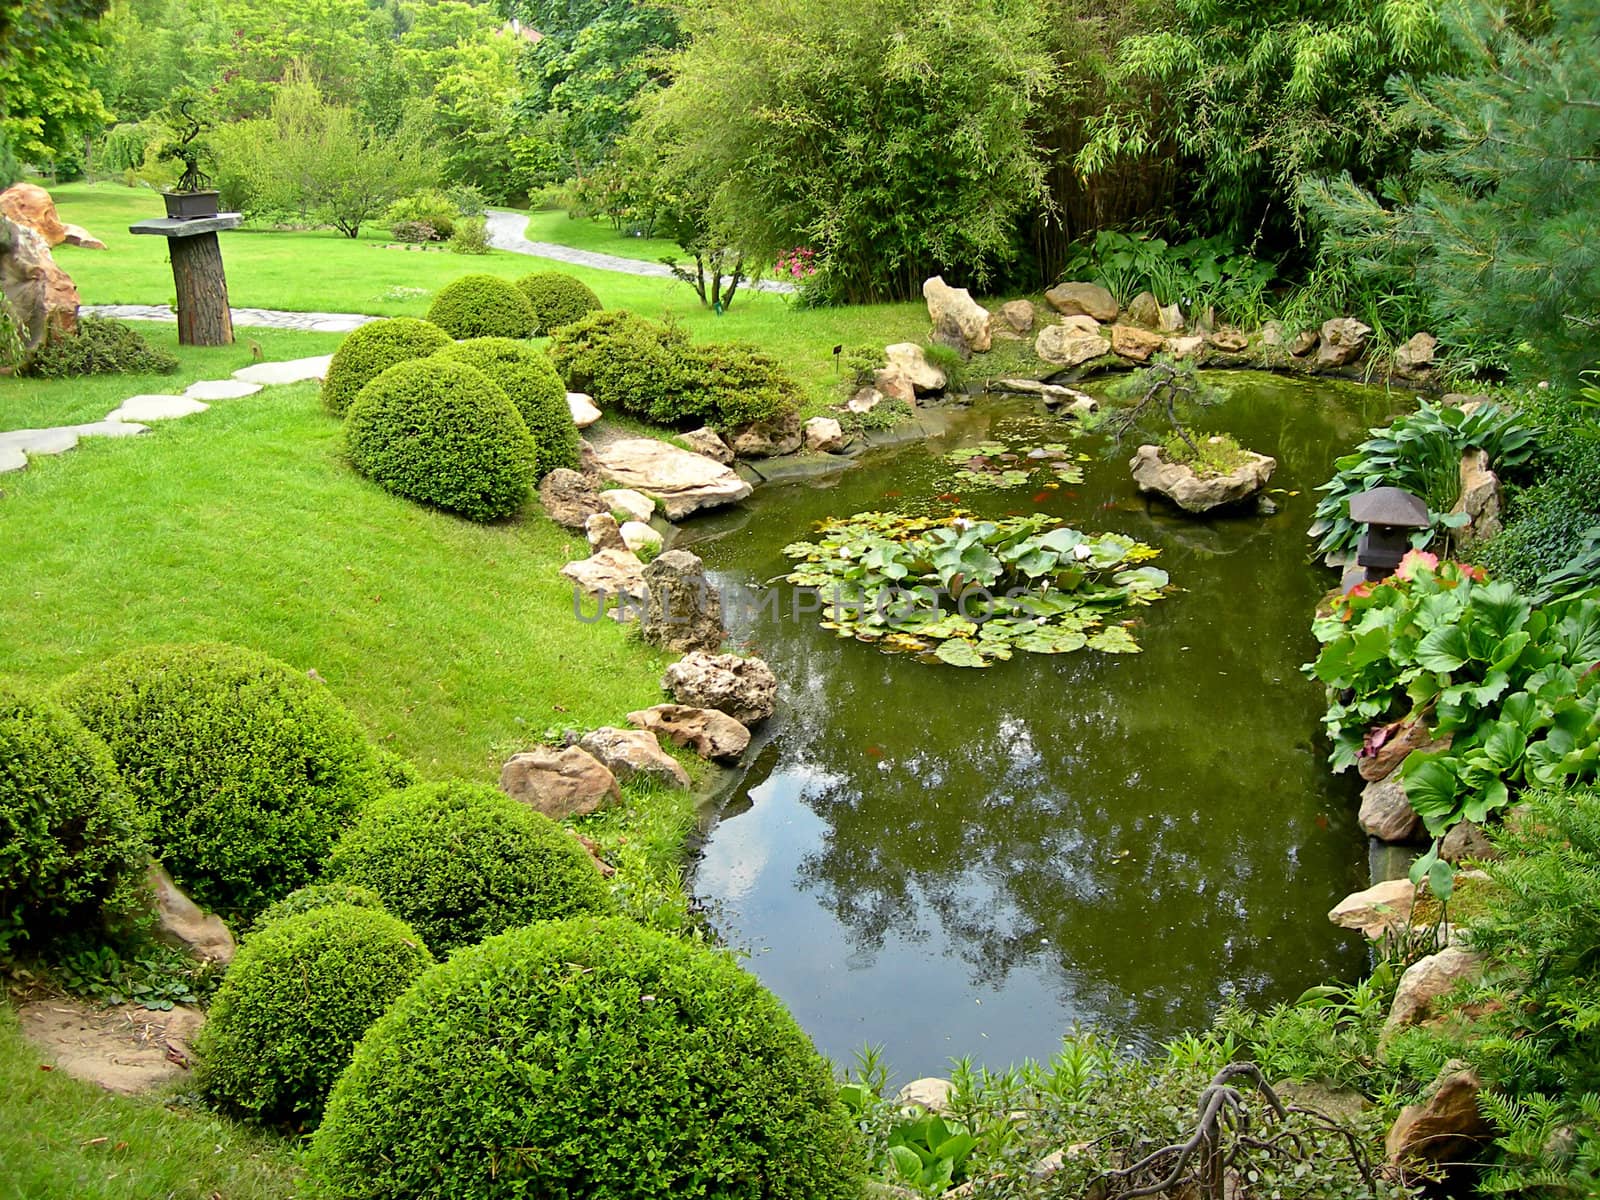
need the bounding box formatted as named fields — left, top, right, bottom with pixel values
left=1129, top=443, right=1276, bottom=513
left=560, top=541, right=647, bottom=605
left=663, top=652, right=777, bottom=725
left=627, top=704, right=751, bottom=761
left=1, top=217, right=78, bottom=354
left=680, top=427, right=733, bottom=465
left=1044, top=281, right=1118, bottom=323
left=0, top=182, right=68, bottom=246
left=147, top=862, right=235, bottom=965
left=1036, top=321, right=1110, bottom=368
left=1315, top=317, right=1372, bottom=370
left=1451, top=449, right=1502, bottom=550
left=873, top=368, right=916, bottom=405
left=1124, top=291, right=1161, bottom=329
left=1385, top=1065, right=1495, bottom=1167
left=577, top=727, right=690, bottom=790
left=1359, top=775, right=1423, bottom=843
left=803, top=416, right=846, bottom=454
left=498, top=745, right=621, bottom=820
left=998, top=300, right=1036, bottom=334
left=883, top=343, right=946, bottom=394
left=728, top=410, right=803, bottom=459
left=589, top=437, right=752, bottom=519
left=1384, top=946, right=1486, bottom=1039
left=1110, top=323, right=1164, bottom=363
left=923, top=276, right=992, bottom=354
left=641, top=549, right=724, bottom=654
left=1328, top=878, right=1417, bottom=941
left=1394, top=332, right=1438, bottom=378
left=602, top=488, right=656, bottom=525
left=539, top=468, right=610, bottom=532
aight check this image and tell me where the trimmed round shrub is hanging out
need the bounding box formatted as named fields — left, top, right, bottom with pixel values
left=199, top=904, right=433, bottom=1127
left=514, top=270, right=602, bottom=335
left=58, top=643, right=386, bottom=921
left=424, top=274, right=536, bottom=340
left=251, top=882, right=388, bottom=934
left=321, top=318, right=452, bottom=417
left=432, top=337, right=580, bottom=479
left=309, top=917, right=863, bottom=1199
left=344, top=359, right=535, bottom=522
left=326, top=781, right=611, bottom=952
left=0, top=682, right=147, bottom=949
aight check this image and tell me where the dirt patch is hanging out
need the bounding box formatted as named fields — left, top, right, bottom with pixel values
left=17, top=997, right=204, bottom=1095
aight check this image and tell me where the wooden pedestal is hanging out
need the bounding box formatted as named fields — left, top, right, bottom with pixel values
left=128, top=213, right=243, bottom=347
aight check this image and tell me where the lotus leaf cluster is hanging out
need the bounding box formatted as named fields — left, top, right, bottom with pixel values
left=782, top=512, right=1170, bottom=667
left=944, top=440, right=1086, bottom=490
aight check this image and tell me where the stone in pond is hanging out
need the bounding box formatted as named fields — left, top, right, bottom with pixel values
left=627, top=704, right=751, bottom=761
left=680, top=427, right=733, bottom=465
left=663, top=652, right=777, bottom=725
left=729, top=411, right=803, bottom=459
left=803, top=417, right=846, bottom=453
left=578, top=727, right=690, bottom=790
left=1328, top=877, right=1417, bottom=941
left=883, top=343, right=946, bottom=394
left=1359, top=775, right=1423, bottom=843
left=499, top=745, right=621, bottom=820
left=1129, top=442, right=1275, bottom=513
left=589, top=437, right=752, bottom=519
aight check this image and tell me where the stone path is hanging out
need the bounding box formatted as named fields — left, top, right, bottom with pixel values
left=0, top=354, right=332, bottom=478
left=81, top=304, right=378, bottom=332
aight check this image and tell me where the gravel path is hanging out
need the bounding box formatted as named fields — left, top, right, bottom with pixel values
left=81, top=304, right=379, bottom=332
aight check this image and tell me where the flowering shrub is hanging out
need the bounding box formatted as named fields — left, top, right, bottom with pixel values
left=774, top=246, right=818, bottom=281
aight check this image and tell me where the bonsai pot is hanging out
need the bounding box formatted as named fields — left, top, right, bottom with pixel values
left=162, top=190, right=221, bottom=220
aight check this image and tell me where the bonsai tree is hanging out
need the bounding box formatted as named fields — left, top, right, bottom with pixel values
left=154, top=87, right=215, bottom=193
left=1101, top=356, right=1223, bottom=455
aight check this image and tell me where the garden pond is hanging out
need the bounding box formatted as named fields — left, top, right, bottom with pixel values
left=680, top=372, right=1403, bottom=1079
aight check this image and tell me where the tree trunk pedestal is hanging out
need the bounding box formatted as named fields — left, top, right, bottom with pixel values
left=128, top=213, right=243, bottom=346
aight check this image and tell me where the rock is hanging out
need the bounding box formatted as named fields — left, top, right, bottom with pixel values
left=923, top=275, right=992, bottom=354
left=106, top=395, right=208, bottom=422
left=1129, top=443, right=1276, bottom=513
left=896, top=1077, right=953, bottom=1114
left=1290, top=329, right=1319, bottom=356
left=1328, top=877, right=1417, bottom=941
left=627, top=704, right=751, bottom=761
left=1440, top=819, right=1497, bottom=864
left=561, top=546, right=646, bottom=604
left=1316, top=317, right=1372, bottom=370
left=620, top=520, right=662, bottom=557
left=1125, top=291, right=1161, bottom=329
left=570, top=831, right=616, bottom=878
left=883, top=342, right=947, bottom=393
left=1036, top=322, right=1111, bottom=368
left=0, top=182, right=68, bottom=245
left=0, top=445, right=29, bottom=473
left=1274, top=1080, right=1369, bottom=1124
left=1165, top=335, right=1206, bottom=361
left=499, top=745, right=621, bottom=820
left=1, top=216, right=78, bottom=353
left=1207, top=328, right=1250, bottom=354
left=147, top=862, right=235, bottom=964
left=1384, top=946, right=1486, bottom=1038
left=1395, top=332, right=1438, bottom=378
left=589, top=437, right=752, bottom=520
left=0, top=427, right=77, bottom=456
left=999, top=299, right=1036, bottom=333
left=663, top=652, right=777, bottom=725
left=847, top=387, right=885, bottom=414
left=1360, top=775, right=1424, bottom=843
left=680, top=427, right=734, bottom=465
left=803, top=416, right=846, bottom=453
left=603, top=488, right=656, bottom=524
left=641, top=549, right=725, bottom=654
left=1110, top=323, right=1164, bottom=363
left=60, top=223, right=106, bottom=250
left=1385, top=1065, right=1495, bottom=1167
left=567, top=391, right=601, bottom=428
left=995, top=377, right=1095, bottom=409
left=585, top=512, right=627, bottom=553
left=1358, top=718, right=1437, bottom=782
left=578, top=727, right=690, bottom=790
left=728, top=410, right=803, bottom=459
left=539, top=467, right=610, bottom=532
left=872, top=368, right=917, bottom=406
left=1044, top=281, right=1118, bottom=322
left=232, top=354, right=333, bottom=385
left=1451, top=449, right=1502, bottom=550
left=184, top=378, right=262, bottom=401
left=1260, top=321, right=1290, bottom=348
left=1157, top=302, right=1186, bottom=333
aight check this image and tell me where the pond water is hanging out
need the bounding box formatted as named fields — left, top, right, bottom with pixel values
left=681, top=372, right=1401, bottom=1080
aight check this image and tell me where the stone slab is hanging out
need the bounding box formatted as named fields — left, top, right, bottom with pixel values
left=185, top=378, right=262, bottom=401
left=0, top=445, right=27, bottom=473
left=71, top=420, right=149, bottom=439
left=0, top=427, right=78, bottom=456
left=128, top=214, right=244, bottom=238
left=106, top=395, right=209, bottom=422
left=232, top=355, right=334, bottom=385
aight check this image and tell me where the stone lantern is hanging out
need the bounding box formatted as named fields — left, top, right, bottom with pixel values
left=1345, top=487, right=1430, bottom=587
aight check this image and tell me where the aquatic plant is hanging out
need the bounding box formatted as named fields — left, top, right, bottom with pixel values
left=944, top=440, right=1086, bottom=490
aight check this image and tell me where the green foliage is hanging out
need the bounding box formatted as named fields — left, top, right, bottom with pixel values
left=320, top=316, right=451, bottom=418
left=448, top=215, right=488, bottom=254
left=309, top=915, right=862, bottom=1199
left=839, top=397, right=914, bottom=436
left=424, top=273, right=537, bottom=340
left=0, top=0, right=110, bottom=170
left=385, top=189, right=457, bottom=241
left=1159, top=432, right=1251, bottom=477
left=49, top=936, right=217, bottom=1010
left=838, top=1063, right=984, bottom=1196
left=199, top=904, right=431, bottom=1128
left=431, top=337, right=580, bottom=480
left=151, top=86, right=215, bottom=192
left=782, top=512, right=1170, bottom=667
left=514, top=270, right=602, bottom=335
left=57, top=642, right=386, bottom=921
left=1059, top=231, right=1277, bottom=324
left=20, top=317, right=179, bottom=379
left=549, top=308, right=799, bottom=429
left=344, top=358, right=536, bottom=523
left=326, top=780, right=611, bottom=952
left=1306, top=559, right=1600, bottom=830
left=0, top=681, right=146, bottom=954
left=1307, top=401, right=1540, bottom=563
left=250, top=882, right=387, bottom=934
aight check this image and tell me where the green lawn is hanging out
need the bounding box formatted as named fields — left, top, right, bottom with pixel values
left=515, top=205, right=682, bottom=263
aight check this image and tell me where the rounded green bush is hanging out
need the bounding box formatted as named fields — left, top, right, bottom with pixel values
left=199, top=904, right=433, bottom=1127
left=251, top=882, right=388, bottom=934
left=425, top=274, right=537, bottom=340
left=58, top=644, right=386, bottom=921
left=514, top=271, right=602, bottom=335
left=326, top=781, right=611, bottom=953
left=309, top=916, right=862, bottom=1199
left=432, top=338, right=581, bottom=479
left=321, top=318, right=452, bottom=417
left=0, top=681, right=147, bottom=948
left=344, top=359, right=536, bottom=522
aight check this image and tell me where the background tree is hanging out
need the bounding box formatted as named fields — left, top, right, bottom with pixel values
left=0, top=0, right=111, bottom=176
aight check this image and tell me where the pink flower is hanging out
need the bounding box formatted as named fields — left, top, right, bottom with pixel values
left=1395, top=549, right=1439, bottom=581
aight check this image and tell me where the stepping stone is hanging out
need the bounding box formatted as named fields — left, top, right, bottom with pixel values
left=106, top=395, right=209, bottom=423
left=185, top=379, right=262, bottom=401
left=0, top=445, right=27, bottom=473
left=309, top=317, right=368, bottom=332
left=232, top=355, right=333, bottom=386
left=71, top=421, right=149, bottom=439
left=0, top=427, right=79, bottom=456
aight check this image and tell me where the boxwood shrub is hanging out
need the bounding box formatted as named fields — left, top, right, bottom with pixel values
left=325, top=781, right=611, bottom=952
left=0, top=681, right=147, bottom=950
left=321, top=318, right=451, bottom=417
left=57, top=643, right=386, bottom=922
left=309, top=916, right=862, bottom=1199
left=250, top=882, right=388, bottom=934
left=344, top=359, right=535, bottom=522
left=432, top=338, right=580, bottom=479
left=424, top=274, right=537, bottom=340
left=515, top=270, right=602, bottom=335
left=549, top=309, right=798, bottom=430
left=199, top=904, right=433, bottom=1127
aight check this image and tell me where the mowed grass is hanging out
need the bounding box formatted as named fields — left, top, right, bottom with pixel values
left=1, top=324, right=346, bottom=432
left=515, top=205, right=682, bottom=263
left=0, top=381, right=672, bottom=780
left=0, top=1011, right=300, bottom=1200
left=48, top=182, right=933, bottom=409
